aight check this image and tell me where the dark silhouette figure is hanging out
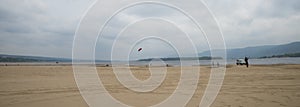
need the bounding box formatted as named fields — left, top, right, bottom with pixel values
left=244, top=57, right=249, bottom=68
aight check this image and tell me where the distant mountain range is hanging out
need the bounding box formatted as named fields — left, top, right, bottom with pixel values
left=1, top=41, right=299, bottom=62
left=199, top=41, right=300, bottom=59
left=0, top=54, right=112, bottom=62
left=0, top=54, right=71, bottom=62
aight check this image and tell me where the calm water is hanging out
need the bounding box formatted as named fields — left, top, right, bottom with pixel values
left=227, top=58, right=300, bottom=65
left=126, top=57, right=300, bottom=66
left=1, top=57, right=299, bottom=66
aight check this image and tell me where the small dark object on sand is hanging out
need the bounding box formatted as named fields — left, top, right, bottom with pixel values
left=166, top=64, right=172, bottom=67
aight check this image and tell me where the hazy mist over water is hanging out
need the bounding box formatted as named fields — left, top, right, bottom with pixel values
left=130, top=57, right=300, bottom=66
left=88, top=57, right=300, bottom=66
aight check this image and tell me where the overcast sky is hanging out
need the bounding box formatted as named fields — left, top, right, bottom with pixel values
left=0, top=0, right=299, bottom=60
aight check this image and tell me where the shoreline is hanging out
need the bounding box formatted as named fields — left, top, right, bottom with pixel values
left=0, top=62, right=299, bottom=67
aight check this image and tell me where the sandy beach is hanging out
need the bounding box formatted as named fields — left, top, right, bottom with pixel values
left=0, top=64, right=299, bottom=107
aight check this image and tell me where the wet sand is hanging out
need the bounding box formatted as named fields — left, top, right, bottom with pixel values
left=0, top=64, right=299, bottom=107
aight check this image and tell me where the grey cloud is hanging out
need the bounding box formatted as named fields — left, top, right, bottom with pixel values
left=0, top=0, right=299, bottom=59
left=254, top=0, right=300, bottom=18
left=0, top=0, right=93, bottom=58
left=204, top=0, right=300, bottom=49
left=125, top=4, right=176, bottom=17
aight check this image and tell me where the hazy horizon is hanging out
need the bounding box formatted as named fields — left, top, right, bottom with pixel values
left=1, top=0, right=300, bottom=60
left=1, top=41, right=299, bottom=60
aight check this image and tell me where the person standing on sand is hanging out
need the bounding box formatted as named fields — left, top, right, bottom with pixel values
left=245, top=57, right=249, bottom=68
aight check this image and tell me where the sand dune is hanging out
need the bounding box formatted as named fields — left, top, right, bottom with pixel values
left=0, top=64, right=299, bottom=107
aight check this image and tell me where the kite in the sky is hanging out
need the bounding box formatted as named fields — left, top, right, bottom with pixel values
left=138, top=48, right=142, bottom=52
